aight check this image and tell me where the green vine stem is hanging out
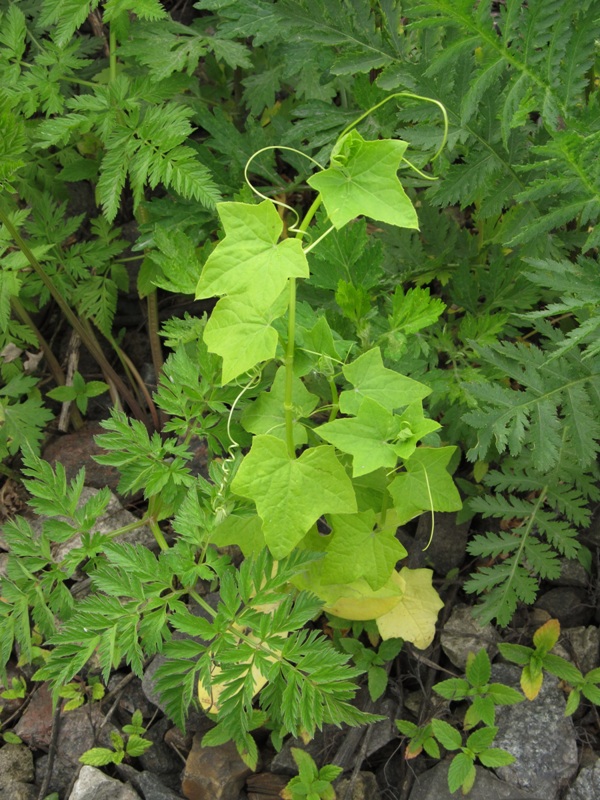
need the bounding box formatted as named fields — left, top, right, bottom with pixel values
left=283, top=194, right=323, bottom=457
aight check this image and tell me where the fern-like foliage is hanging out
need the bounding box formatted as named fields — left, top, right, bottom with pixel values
left=154, top=549, right=380, bottom=767
left=463, top=338, right=600, bottom=472
left=464, top=452, right=599, bottom=626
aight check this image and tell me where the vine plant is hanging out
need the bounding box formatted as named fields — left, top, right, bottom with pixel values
left=1, top=96, right=459, bottom=765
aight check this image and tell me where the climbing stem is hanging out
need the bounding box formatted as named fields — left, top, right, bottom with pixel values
left=283, top=195, right=324, bottom=457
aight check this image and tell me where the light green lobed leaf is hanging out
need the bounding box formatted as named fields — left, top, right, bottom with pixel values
left=196, top=201, right=309, bottom=308
left=203, top=293, right=285, bottom=384
left=388, top=446, right=462, bottom=525
left=319, top=510, right=407, bottom=590
left=242, top=366, right=319, bottom=446
left=307, top=130, right=419, bottom=230
left=339, top=347, right=431, bottom=415
left=231, top=435, right=357, bottom=559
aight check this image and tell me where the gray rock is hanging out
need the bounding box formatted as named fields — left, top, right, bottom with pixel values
left=181, top=736, right=254, bottom=800
left=401, top=512, right=470, bottom=574
left=35, top=753, right=76, bottom=798
left=55, top=705, right=120, bottom=766
left=137, top=718, right=182, bottom=785
left=492, top=664, right=578, bottom=800
left=552, top=558, right=589, bottom=588
left=0, top=783, right=37, bottom=800
left=440, top=604, right=499, bottom=670
left=565, top=759, right=600, bottom=800
left=553, top=626, right=600, bottom=675
left=68, top=766, right=141, bottom=800
left=534, top=588, right=592, bottom=628
left=0, top=744, right=34, bottom=786
left=116, top=764, right=186, bottom=799
left=408, top=760, right=544, bottom=800
left=335, top=771, right=381, bottom=800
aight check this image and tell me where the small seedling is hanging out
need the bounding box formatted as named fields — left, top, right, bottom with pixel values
left=282, top=748, right=343, bottom=800
left=79, top=710, right=152, bottom=766
left=430, top=720, right=515, bottom=795
left=433, top=648, right=523, bottom=728
left=47, top=372, right=109, bottom=414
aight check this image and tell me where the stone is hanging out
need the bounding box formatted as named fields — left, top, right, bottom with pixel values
left=335, top=771, right=381, bottom=800
left=246, top=772, right=288, bottom=800
left=108, top=674, right=158, bottom=719
left=137, top=717, right=182, bottom=785
left=408, top=760, right=544, bottom=800
left=35, top=753, right=75, bottom=799
left=565, top=759, right=600, bottom=800
left=492, top=664, right=578, bottom=800
left=43, top=422, right=121, bottom=491
left=55, top=705, right=120, bottom=767
left=15, top=682, right=54, bottom=748
left=0, top=783, right=37, bottom=800
left=553, top=626, right=600, bottom=675
left=552, top=558, right=589, bottom=588
left=182, top=736, right=254, bottom=800
left=0, top=744, right=34, bottom=786
left=440, top=604, right=499, bottom=670
left=534, top=588, right=592, bottom=628
left=116, top=764, right=186, bottom=800
left=401, top=512, right=470, bottom=574
left=68, top=765, right=141, bottom=800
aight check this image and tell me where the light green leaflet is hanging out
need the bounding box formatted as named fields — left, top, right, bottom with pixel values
left=195, top=200, right=309, bottom=308
left=388, top=446, right=462, bottom=525
left=316, top=398, right=407, bottom=477
left=231, top=435, right=357, bottom=559
left=241, top=367, right=319, bottom=446
left=307, top=130, right=419, bottom=230
left=319, top=511, right=407, bottom=590
left=339, top=347, right=431, bottom=415
left=203, top=295, right=283, bottom=384
left=316, top=398, right=441, bottom=476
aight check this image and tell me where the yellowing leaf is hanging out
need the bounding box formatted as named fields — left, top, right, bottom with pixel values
left=376, top=568, right=443, bottom=649
left=520, top=665, right=544, bottom=701
left=532, top=618, right=560, bottom=653
left=319, top=574, right=404, bottom=620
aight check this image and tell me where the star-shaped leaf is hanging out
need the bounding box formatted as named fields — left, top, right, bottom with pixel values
left=241, top=367, right=319, bottom=446
left=319, top=510, right=407, bottom=590
left=339, top=348, right=431, bottom=415
left=307, top=130, right=419, bottom=230
left=316, top=398, right=403, bottom=477
left=203, top=294, right=283, bottom=384
left=231, top=436, right=357, bottom=559
left=376, top=568, right=444, bottom=649
left=196, top=201, right=309, bottom=307
left=393, top=402, right=441, bottom=460
left=388, top=447, right=462, bottom=525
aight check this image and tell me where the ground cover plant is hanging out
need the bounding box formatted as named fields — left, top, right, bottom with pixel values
left=0, top=0, right=599, bottom=796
